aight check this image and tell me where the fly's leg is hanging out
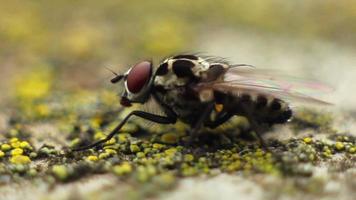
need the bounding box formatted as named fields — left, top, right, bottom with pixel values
left=72, top=111, right=177, bottom=151
left=185, top=103, right=215, bottom=144
left=240, top=106, right=271, bottom=152
left=246, top=117, right=269, bottom=151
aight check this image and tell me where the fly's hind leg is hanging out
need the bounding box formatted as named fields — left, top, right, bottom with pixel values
left=240, top=106, right=271, bottom=152
left=246, top=117, right=270, bottom=151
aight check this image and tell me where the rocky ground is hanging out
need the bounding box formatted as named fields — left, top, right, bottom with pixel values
left=0, top=87, right=355, bottom=200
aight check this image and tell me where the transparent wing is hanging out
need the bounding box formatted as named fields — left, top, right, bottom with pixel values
left=196, top=65, right=333, bottom=105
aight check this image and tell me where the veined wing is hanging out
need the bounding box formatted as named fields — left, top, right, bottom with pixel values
left=195, top=65, right=333, bottom=105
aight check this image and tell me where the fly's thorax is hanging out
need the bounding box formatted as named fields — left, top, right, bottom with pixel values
left=153, top=55, right=228, bottom=102
left=153, top=55, right=224, bottom=88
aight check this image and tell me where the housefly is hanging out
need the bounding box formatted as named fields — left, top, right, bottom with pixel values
left=73, top=54, right=331, bottom=151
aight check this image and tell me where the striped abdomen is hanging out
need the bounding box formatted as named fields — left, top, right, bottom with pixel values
left=214, top=91, right=292, bottom=125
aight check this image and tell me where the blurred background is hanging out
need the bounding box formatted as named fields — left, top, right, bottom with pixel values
left=1, top=0, right=356, bottom=113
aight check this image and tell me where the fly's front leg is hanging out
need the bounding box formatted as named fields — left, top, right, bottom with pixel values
left=186, top=103, right=215, bottom=144
left=73, top=111, right=177, bottom=151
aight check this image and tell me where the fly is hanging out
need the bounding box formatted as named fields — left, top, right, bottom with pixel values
left=73, top=54, right=331, bottom=151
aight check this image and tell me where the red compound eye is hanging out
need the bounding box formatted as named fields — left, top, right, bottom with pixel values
left=126, top=61, right=152, bottom=93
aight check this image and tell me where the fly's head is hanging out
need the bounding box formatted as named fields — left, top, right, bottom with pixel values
left=111, top=61, right=153, bottom=107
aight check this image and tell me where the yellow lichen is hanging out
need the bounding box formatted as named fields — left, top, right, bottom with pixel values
left=98, top=152, right=110, bottom=159
left=20, top=141, right=31, bottom=149
left=164, top=148, right=177, bottom=156
left=105, top=149, right=117, bottom=155
left=335, top=142, right=345, bottom=150
left=130, top=144, right=140, bottom=153
left=136, top=152, right=146, bottom=158
left=86, top=155, right=99, bottom=162
left=118, top=134, right=128, bottom=143
left=105, top=138, right=116, bottom=145
left=184, top=154, right=194, bottom=162
left=94, top=131, right=105, bottom=140
left=10, top=155, right=31, bottom=164
left=52, top=165, right=68, bottom=181
left=10, top=141, right=21, bottom=148
left=1, top=144, right=11, bottom=152
left=113, top=162, right=132, bottom=176
left=11, top=148, right=24, bottom=156
left=152, top=143, right=165, bottom=150
left=161, top=133, right=178, bottom=144
left=303, top=137, right=313, bottom=144
left=9, top=138, right=19, bottom=143
left=0, top=150, right=5, bottom=158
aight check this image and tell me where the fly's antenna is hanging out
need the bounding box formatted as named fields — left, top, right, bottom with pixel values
left=105, top=66, right=124, bottom=83
left=105, top=66, right=119, bottom=76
